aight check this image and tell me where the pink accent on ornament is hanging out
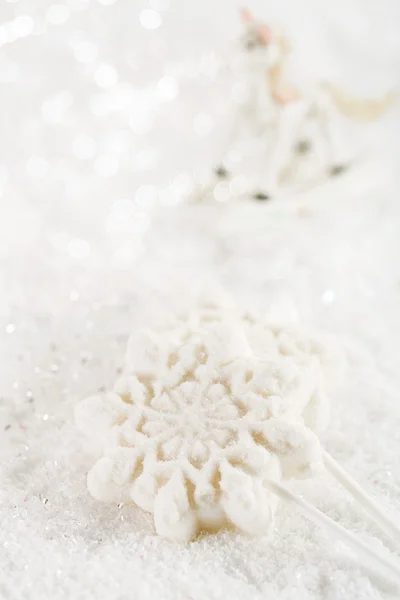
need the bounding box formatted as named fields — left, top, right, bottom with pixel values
left=272, top=87, right=302, bottom=105
left=239, top=8, right=254, bottom=24
left=258, top=24, right=272, bottom=45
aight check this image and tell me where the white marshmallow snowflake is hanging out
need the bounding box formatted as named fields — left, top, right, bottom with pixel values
left=125, top=292, right=344, bottom=433
left=76, top=320, right=326, bottom=542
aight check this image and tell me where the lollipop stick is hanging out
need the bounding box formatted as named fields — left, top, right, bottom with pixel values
left=323, top=450, right=400, bottom=548
left=265, top=479, right=400, bottom=586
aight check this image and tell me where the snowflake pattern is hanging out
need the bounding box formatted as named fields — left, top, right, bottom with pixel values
left=76, top=320, right=325, bottom=541
left=125, top=294, right=344, bottom=433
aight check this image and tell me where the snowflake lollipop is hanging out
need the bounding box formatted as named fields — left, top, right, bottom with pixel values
left=125, top=289, right=344, bottom=434
left=235, top=307, right=346, bottom=432
left=76, top=322, right=324, bottom=541
left=76, top=309, right=400, bottom=583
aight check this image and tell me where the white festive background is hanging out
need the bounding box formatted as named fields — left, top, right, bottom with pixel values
left=1, top=0, right=400, bottom=598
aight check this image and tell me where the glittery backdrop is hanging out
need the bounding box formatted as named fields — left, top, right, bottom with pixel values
left=1, top=1, right=400, bottom=598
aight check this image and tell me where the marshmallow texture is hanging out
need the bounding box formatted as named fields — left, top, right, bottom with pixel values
left=76, top=299, right=342, bottom=541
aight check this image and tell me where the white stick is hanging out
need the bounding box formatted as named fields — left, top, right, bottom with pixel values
left=323, top=450, right=400, bottom=548
left=265, top=479, right=400, bottom=586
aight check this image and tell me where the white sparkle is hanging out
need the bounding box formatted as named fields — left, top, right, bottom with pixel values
left=130, top=212, right=151, bottom=234
left=129, top=112, right=153, bottom=135
left=132, top=147, right=159, bottom=171
left=0, top=165, right=9, bottom=186
left=12, top=15, right=35, bottom=38
left=108, top=199, right=136, bottom=222
left=68, top=238, right=91, bottom=259
left=42, top=90, right=73, bottom=124
left=322, top=289, right=335, bottom=304
left=193, top=112, right=214, bottom=137
left=157, top=76, right=179, bottom=101
left=149, top=0, right=170, bottom=10
left=94, top=65, right=118, bottom=89
left=226, top=149, right=242, bottom=164
left=229, top=176, right=248, bottom=195
left=171, top=173, right=194, bottom=198
left=67, top=0, right=90, bottom=9
left=26, top=157, right=49, bottom=178
left=73, top=41, right=98, bottom=64
left=72, top=134, right=97, bottom=160
left=89, top=94, right=110, bottom=117
left=104, top=130, right=131, bottom=153
left=113, top=244, right=140, bottom=266
left=140, top=9, right=162, bottom=30
left=135, top=184, right=158, bottom=209
left=158, top=188, right=176, bottom=206
left=0, top=61, right=20, bottom=83
left=46, top=4, right=71, bottom=25
left=94, top=154, right=119, bottom=177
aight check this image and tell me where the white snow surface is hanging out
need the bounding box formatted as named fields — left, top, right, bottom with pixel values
left=1, top=0, right=400, bottom=598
